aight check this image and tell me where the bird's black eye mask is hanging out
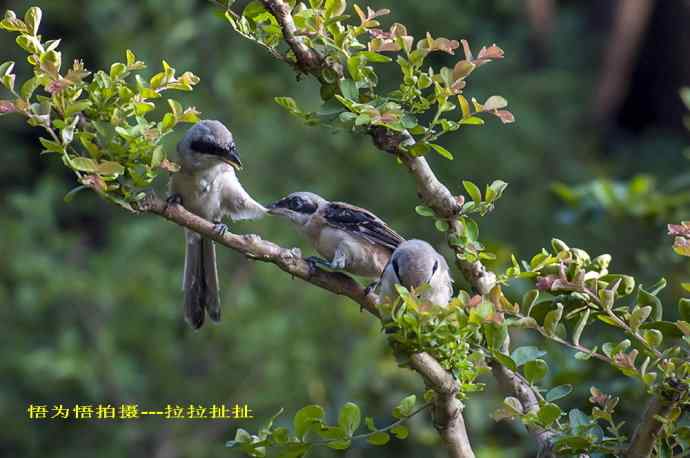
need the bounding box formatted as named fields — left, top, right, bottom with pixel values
left=190, top=139, right=235, bottom=158
left=276, top=196, right=318, bottom=214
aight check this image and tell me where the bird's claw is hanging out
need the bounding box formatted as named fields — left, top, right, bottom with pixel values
left=305, top=256, right=329, bottom=276
left=165, top=194, right=183, bottom=212
left=213, top=223, right=229, bottom=237
left=364, top=281, right=379, bottom=296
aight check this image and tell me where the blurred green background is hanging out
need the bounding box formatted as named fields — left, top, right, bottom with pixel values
left=2, top=0, right=690, bottom=457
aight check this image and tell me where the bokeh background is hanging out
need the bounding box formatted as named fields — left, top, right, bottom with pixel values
left=2, top=0, right=690, bottom=457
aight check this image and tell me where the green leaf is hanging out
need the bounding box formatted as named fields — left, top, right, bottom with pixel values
left=486, top=180, right=508, bottom=202
left=543, top=303, right=564, bottom=336
left=20, top=76, right=39, bottom=100
left=568, top=409, right=590, bottom=429
left=24, top=7, right=42, bottom=35
left=68, top=157, right=98, bottom=173
left=521, top=290, right=539, bottom=315
left=430, top=143, right=454, bottom=160
left=679, top=299, right=690, bottom=322
left=337, top=402, right=360, bottom=436
left=492, top=352, right=517, bottom=372
left=459, top=116, right=484, bottom=126
left=393, top=395, right=416, bottom=419
left=408, top=142, right=431, bottom=156
left=168, top=99, right=183, bottom=118
left=463, top=180, right=482, bottom=203
left=324, top=0, right=347, bottom=17
left=435, top=219, right=449, bottom=232
left=39, top=137, right=65, bottom=154
left=367, top=431, right=390, bottom=446
left=0, top=61, right=14, bottom=79
left=326, top=440, right=351, bottom=450
left=293, top=405, right=324, bottom=439
left=524, top=359, right=548, bottom=383
left=463, top=217, right=479, bottom=242
left=638, top=286, right=663, bottom=321
left=110, top=62, right=127, bottom=80
left=510, top=346, right=546, bottom=367
left=357, top=51, right=392, bottom=63
left=538, top=403, right=561, bottom=426
left=546, top=384, right=573, bottom=402
left=458, top=95, right=470, bottom=118
left=151, top=146, right=164, bottom=168
left=415, top=205, right=435, bottom=217
left=391, top=425, right=409, bottom=439
left=95, top=161, right=125, bottom=176
left=365, top=416, right=376, bottom=432
left=338, top=79, right=358, bottom=101
left=571, top=308, right=590, bottom=346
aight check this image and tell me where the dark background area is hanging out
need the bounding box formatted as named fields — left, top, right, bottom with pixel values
left=2, top=1, right=690, bottom=457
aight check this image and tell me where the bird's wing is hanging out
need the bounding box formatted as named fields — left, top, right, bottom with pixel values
left=323, top=202, right=405, bottom=250
left=220, top=172, right=267, bottom=221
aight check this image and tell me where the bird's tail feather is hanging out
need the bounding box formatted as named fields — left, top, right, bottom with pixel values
left=202, top=238, right=221, bottom=322
left=183, top=232, right=222, bottom=328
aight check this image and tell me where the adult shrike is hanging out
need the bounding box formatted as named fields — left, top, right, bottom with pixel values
left=169, top=120, right=266, bottom=329
left=379, top=239, right=453, bottom=308
left=267, top=192, right=404, bottom=278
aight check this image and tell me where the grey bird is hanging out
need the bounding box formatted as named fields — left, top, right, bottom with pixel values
left=267, top=192, right=404, bottom=278
left=379, top=239, right=453, bottom=308
left=169, top=120, right=266, bottom=329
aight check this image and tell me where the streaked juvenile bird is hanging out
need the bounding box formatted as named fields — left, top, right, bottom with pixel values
left=170, top=120, right=266, bottom=329
left=379, top=239, right=453, bottom=308
left=267, top=192, right=404, bottom=278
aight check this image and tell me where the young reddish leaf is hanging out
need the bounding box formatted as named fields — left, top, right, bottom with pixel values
left=476, top=43, right=504, bottom=61
left=460, top=39, right=473, bottom=61
left=453, top=60, right=475, bottom=81
left=494, top=110, right=515, bottom=124
left=483, top=95, right=508, bottom=111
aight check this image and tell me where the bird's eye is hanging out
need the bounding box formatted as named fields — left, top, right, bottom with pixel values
left=431, top=260, right=439, bottom=276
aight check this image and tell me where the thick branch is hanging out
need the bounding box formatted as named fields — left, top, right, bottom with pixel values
left=626, top=379, right=687, bottom=458
left=259, top=0, right=322, bottom=73
left=410, top=353, right=475, bottom=458
left=490, top=362, right=558, bottom=458
left=138, top=195, right=380, bottom=317
left=138, top=194, right=474, bottom=457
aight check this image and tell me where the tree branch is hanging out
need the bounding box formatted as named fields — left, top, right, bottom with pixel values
left=410, top=353, right=475, bottom=458
left=626, top=379, right=687, bottom=458
left=137, top=194, right=475, bottom=458
left=138, top=194, right=380, bottom=317
left=259, top=0, right=322, bottom=73
left=490, top=362, right=558, bottom=458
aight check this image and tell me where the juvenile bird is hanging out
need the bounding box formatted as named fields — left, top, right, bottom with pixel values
left=379, top=239, right=453, bottom=308
left=170, top=120, right=266, bottom=329
left=267, top=192, right=404, bottom=278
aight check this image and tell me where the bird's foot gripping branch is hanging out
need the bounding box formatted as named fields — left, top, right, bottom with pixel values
left=4, top=3, right=690, bottom=458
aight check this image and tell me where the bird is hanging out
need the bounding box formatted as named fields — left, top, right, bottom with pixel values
left=378, top=239, right=453, bottom=308
left=169, top=120, right=266, bottom=329
left=267, top=192, right=404, bottom=278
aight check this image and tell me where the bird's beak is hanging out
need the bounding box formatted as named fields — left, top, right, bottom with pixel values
left=221, top=149, right=243, bottom=170
left=266, top=202, right=284, bottom=216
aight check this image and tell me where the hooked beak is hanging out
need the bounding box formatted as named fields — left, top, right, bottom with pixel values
left=266, top=201, right=286, bottom=216
left=221, top=149, right=243, bottom=170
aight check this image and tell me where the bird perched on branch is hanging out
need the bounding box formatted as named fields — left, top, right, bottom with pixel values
left=267, top=192, right=404, bottom=278
left=379, top=239, right=453, bottom=308
left=169, top=120, right=266, bottom=329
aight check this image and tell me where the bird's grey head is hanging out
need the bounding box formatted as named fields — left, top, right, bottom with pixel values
left=266, top=191, right=326, bottom=226
left=390, top=239, right=449, bottom=288
left=177, top=120, right=242, bottom=170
